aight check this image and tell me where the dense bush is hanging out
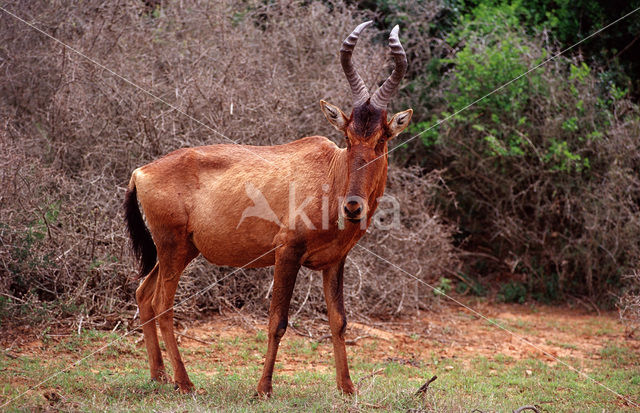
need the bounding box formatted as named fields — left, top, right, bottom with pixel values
left=410, top=4, right=640, bottom=301
left=0, top=0, right=454, bottom=326
left=452, top=0, right=640, bottom=97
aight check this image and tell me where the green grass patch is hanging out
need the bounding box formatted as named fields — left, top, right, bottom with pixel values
left=1, top=329, right=639, bottom=412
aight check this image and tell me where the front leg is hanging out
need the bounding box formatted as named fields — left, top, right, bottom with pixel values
left=257, top=246, right=301, bottom=397
left=322, top=257, right=355, bottom=394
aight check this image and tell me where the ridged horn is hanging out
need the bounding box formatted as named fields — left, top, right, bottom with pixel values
left=340, top=21, right=373, bottom=107
left=370, top=25, right=407, bottom=110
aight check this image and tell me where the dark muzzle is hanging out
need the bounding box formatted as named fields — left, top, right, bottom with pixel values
left=342, top=196, right=367, bottom=222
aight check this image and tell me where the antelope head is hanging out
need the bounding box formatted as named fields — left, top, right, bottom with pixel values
left=320, top=21, right=412, bottom=224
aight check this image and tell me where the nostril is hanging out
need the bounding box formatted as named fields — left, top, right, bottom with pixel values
left=343, top=196, right=367, bottom=220
left=344, top=202, right=362, bottom=217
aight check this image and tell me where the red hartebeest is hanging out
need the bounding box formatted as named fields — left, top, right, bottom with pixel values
left=124, top=21, right=412, bottom=396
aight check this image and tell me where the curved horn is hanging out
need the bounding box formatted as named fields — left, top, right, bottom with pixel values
left=340, top=21, right=373, bottom=107
left=370, top=25, right=407, bottom=110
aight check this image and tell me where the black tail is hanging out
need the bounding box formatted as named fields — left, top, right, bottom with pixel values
left=124, top=186, right=157, bottom=279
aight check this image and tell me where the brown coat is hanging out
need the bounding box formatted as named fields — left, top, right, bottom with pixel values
left=130, top=136, right=384, bottom=271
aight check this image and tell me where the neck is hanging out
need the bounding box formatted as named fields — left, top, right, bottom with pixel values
left=328, top=148, right=349, bottom=195
left=366, top=155, right=388, bottom=223
left=327, top=147, right=388, bottom=231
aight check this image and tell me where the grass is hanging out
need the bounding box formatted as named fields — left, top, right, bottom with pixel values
left=484, top=317, right=535, bottom=334
left=546, top=340, right=579, bottom=351
left=1, top=324, right=639, bottom=412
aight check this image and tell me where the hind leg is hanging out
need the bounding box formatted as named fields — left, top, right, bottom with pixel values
left=136, top=263, right=169, bottom=383
left=152, top=243, right=198, bottom=393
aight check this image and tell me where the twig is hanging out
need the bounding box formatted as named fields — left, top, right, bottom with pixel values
left=111, top=320, right=121, bottom=332
left=356, top=368, right=384, bottom=387
left=570, top=295, right=601, bottom=316
left=346, top=335, right=372, bottom=345
left=317, top=334, right=372, bottom=345
left=612, top=34, right=640, bottom=61
left=0, top=291, right=28, bottom=304
left=415, top=375, right=437, bottom=395
left=287, top=324, right=308, bottom=338
left=357, top=401, right=384, bottom=409
left=220, top=296, right=258, bottom=331
left=264, top=279, right=274, bottom=299
left=291, top=270, right=312, bottom=320
left=513, top=405, right=540, bottom=413
left=174, top=331, right=213, bottom=346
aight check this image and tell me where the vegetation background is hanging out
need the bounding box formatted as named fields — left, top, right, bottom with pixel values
left=1, top=0, right=639, bottom=334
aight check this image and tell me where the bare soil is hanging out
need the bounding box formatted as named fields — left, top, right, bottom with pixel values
left=171, top=302, right=635, bottom=372
left=3, top=301, right=636, bottom=374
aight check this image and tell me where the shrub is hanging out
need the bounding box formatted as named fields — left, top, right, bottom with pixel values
left=411, top=4, right=640, bottom=302
left=454, top=0, right=640, bottom=96
left=498, top=282, right=527, bottom=304
left=619, top=271, right=640, bottom=337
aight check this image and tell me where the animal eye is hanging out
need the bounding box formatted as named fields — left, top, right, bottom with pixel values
left=378, top=138, right=385, bottom=145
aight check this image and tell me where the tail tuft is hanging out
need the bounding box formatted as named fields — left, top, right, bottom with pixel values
left=124, top=187, right=157, bottom=279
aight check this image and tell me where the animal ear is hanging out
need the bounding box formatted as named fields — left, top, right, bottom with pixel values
left=320, top=100, right=348, bottom=132
left=388, top=109, right=413, bottom=138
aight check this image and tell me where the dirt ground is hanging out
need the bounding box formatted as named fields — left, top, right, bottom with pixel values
left=3, top=301, right=637, bottom=375
left=168, top=301, right=637, bottom=374
left=3, top=300, right=640, bottom=412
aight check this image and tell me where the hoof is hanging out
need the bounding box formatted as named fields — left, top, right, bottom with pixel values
left=256, top=379, right=272, bottom=398
left=338, top=381, right=356, bottom=395
left=174, top=380, right=195, bottom=394
left=151, top=370, right=170, bottom=384
left=253, top=391, right=271, bottom=400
